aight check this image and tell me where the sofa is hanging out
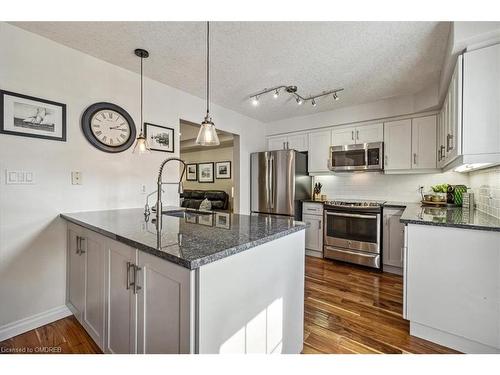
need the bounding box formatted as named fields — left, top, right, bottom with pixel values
left=180, top=190, right=229, bottom=211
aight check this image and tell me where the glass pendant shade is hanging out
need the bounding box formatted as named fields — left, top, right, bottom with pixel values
left=133, top=132, right=151, bottom=154
left=196, top=116, right=220, bottom=146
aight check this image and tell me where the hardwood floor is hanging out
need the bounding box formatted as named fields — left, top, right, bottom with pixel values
left=0, top=315, right=101, bottom=354
left=0, top=256, right=458, bottom=354
left=304, top=256, right=459, bottom=354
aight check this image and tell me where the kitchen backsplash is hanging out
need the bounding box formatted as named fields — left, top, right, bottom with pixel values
left=469, top=166, right=500, bottom=219
left=314, top=171, right=469, bottom=203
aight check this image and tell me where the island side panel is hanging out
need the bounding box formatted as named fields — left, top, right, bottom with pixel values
left=196, top=230, right=305, bottom=354
left=406, top=224, right=500, bottom=353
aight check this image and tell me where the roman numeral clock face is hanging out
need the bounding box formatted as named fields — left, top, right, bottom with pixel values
left=82, top=103, right=136, bottom=153
left=91, top=110, right=130, bottom=146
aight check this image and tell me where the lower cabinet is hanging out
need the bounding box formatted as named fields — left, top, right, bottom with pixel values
left=67, top=223, right=193, bottom=354
left=302, top=202, right=323, bottom=257
left=382, top=208, right=405, bottom=274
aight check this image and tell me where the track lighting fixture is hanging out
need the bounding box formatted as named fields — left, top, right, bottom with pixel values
left=249, top=85, right=343, bottom=108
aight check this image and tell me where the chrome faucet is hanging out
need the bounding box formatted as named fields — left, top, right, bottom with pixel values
left=156, top=157, right=187, bottom=229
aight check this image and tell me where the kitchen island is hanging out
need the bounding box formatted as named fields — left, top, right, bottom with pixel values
left=400, top=205, right=500, bottom=353
left=61, top=208, right=307, bottom=354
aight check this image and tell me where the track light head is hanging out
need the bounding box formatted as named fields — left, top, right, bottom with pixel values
left=273, top=89, right=280, bottom=99
left=296, top=97, right=303, bottom=105
left=333, top=92, right=339, bottom=101
left=251, top=96, right=259, bottom=106
left=311, top=98, right=317, bottom=107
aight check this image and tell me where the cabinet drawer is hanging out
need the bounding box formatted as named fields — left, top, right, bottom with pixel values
left=302, top=202, right=323, bottom=215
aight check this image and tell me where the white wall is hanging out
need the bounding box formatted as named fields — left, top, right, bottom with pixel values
left=314, top=171, right=469, bottom=203
left=0, top=23, right=266, bottom=329
left=265, top=93, right=437, bottom=136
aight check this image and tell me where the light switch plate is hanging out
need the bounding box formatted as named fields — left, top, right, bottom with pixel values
left=5, top=170, right=35, bottom=184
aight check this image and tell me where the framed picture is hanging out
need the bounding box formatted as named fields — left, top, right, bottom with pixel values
left=0, top=90, right=66, bottom=141
left=197, top=162, right=214, bottom=183
left=198, top=213, right=214, bottom=227
left=186, top=164, right=198, bottom=181
left=144, top=123, right=174, bottom=153
left=185, top=213, right=198, bottom=224
left=215, top=212, right=231, bottom=229
left=215, top=161, right=231, bottom=179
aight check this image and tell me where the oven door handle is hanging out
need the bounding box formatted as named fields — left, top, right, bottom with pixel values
left=326, top=212, right=378, bottom=219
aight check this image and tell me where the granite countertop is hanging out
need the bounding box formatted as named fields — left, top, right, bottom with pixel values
left=61, top=208, right=306, bottom=270
left=400, top=204, right=500, bottom=232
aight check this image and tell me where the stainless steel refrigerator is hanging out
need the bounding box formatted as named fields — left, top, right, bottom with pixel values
left=251, top=150, right=311, bottom=219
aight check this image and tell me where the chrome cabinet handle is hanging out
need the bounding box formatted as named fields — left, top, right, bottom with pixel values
left=413, top=153, right=417, bottom=165
left=133, top=265, right=142, bottom=294
left=326, top=212, right=378, bottom=219
left=126, top=262, right=132, bottom=290
left=447, top=134, right=453, bottom=152
left=318, top=220, right=321, bottom=230
left=351, top=131, right=354, bottom=141
left=76, top=236, right=81, bottom=255
left=356, top=130, right=359, bottom=140
left=283, top=142, right=286, bottom=149
left=438, top=148, right=441, bottom=161
left=79, top=237, right=86, bottom=255
left=440, top=145, right=446, bottom=159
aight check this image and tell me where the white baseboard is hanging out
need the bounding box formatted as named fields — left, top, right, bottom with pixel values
left=305, top=249, right=323, bottom=258
left=383, top=264, right=403, bottom=275
left=0, top=305, right=72, bottom=342
left=410, top=322, right=500, bottom=354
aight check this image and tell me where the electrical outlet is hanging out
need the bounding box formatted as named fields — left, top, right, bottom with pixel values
left=71, top=171, right=82, bottom=185
left=141, top=184, right=147, bottom=194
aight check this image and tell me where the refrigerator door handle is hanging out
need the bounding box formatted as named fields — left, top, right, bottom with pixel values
left=270, top=155, right=275, bottom=209
left=267, top=155, right=272, bottom=210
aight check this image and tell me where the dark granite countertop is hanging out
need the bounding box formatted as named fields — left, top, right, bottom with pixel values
left=61, top=208, right=307, bottom=270
left=400, top=204, right=500, bottom=232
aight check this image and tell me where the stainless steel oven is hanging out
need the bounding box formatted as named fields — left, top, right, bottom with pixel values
left=328, top=141, right=383, bottom=172
left=323, top=201, right=382, bottom=269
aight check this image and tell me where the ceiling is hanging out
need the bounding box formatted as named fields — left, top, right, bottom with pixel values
left=12, top=21, right=451, bottom=123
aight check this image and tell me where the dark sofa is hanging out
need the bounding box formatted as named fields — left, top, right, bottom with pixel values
left=180, top=190, right=229, bottom=211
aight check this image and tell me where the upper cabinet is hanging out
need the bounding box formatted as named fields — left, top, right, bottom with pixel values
left=384, top=116, right=437, bottom=172
left=267, top=133, right=308, bottom=152
left=463, top=44, right=500, bottom=156
left=308, top=129, right=332, bottom=173
left=437, top=55, right=462, bottom=168
left=331, top=123, right=383, bottom=146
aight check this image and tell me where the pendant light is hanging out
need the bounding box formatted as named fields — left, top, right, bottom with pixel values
left=196, top=22, right=220, bottom=146
left=133, top=48, right=151, bottom=154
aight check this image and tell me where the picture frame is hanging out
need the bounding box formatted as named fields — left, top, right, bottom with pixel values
left=186, top=163, right=198, bottom=181
left=215, top=161, right=231, bottom=179
left=197, top=162, right=214, bottom=183
left=185, top=213, right=198, bottom=224
left=0, top=90, right=66, bottom=142
left=144, top=122, right=174, bottom=153
left=215, top=212, right=231, bottom=229
left=197, top=213, right=214, bottom=227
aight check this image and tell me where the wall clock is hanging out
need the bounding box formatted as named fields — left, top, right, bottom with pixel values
left=81, top=102, right=136, bottom=153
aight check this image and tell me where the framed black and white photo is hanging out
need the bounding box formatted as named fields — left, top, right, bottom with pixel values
left=215, top=212, right=231, bottom=229
left=186, top=163, right=198, bottom=181
left=144, top=123, right=174, bottom=153
left=197, top=162, right=214, bottom=183
left=185, top=213, right=198, bottom=224
left=215, top=161, right=231, bottom=179
left=0, top=90, right=66, bottom=141
left=198, top=213, right=214, bottom=227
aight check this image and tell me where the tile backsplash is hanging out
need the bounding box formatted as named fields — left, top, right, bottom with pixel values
left=470, top=166, right=500, bottom=219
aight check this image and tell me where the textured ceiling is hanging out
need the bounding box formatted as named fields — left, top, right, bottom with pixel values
left=11, top=21, right=451, bottom=123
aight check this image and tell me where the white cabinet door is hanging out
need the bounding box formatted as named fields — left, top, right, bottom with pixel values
left=308, top=130, right=332, bottom=172
left=303, top=214, right=322, bottom=252
left=137, top=251, right=193, bottom=354
left=384, top=119, right=412, bottom=170
left=463, top=45, right=500, bottom=155
left=382, top=208, right=405, bottom=269
left=287, top=133, right=308, bottom=152
left=411, top=116, right=437, bottom=170
left=331, top=126, right=356, bottom=146
left=356, top=123, right=383, bottom=144
left=105, top=240, right=137, bottom=354
left=82, top=230, right=106, bottom=350
left=67, top=225, right=85, bottom=321
left=267, top=136, right=287, bottom=151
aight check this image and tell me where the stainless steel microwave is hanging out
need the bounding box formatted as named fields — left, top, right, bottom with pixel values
left=328, top=141, right=384, bottom=172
